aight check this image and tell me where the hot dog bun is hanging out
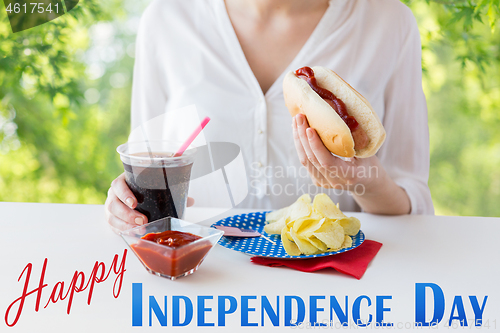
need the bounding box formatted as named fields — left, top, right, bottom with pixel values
left=283, top=66, right=385, bottom=158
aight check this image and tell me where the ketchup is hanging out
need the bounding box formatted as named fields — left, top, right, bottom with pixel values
left=131, top=231, right=212, bottom=278
left=295, top=67, right=359, bottom=131
left=141, top=230, right=201, bottom=248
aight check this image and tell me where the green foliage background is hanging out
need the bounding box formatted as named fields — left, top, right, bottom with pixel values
left=0, top=0, right=499, bottom=216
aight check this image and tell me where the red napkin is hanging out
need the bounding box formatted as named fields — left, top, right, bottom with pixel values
left=250, top=240, right=382, bottom=279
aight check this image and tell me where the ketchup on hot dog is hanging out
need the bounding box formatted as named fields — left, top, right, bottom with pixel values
left=296, top=67, right=359, bottom=131
left=295, top=67, right=369, bottom=150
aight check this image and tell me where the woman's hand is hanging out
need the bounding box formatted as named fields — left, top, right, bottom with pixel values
left=292, top=113, right=411, bottom=215
left=105, top=173, right=194, bottom=233
left=105, top=173, right=147, bottom=233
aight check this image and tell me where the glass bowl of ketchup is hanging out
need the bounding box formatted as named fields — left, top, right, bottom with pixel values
left=121, top=217, right=223, bottom=280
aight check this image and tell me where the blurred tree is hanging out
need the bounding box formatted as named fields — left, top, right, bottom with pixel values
left=404, top=1, right=500, bottom=216
left=0, top=0, right=133, bottom=203
left=0, top=0, right=499, bottom=216
left=403, top=0, right=500, bottom=70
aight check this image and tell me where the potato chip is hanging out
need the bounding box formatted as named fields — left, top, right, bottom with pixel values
left=337, top=217, right=361, bottom=236
left=263, top=216, right=287, bottom=235
left=297, top=217, right=326, bottom=238
left=265, top=194, right=361, bottom=256
left=309, top=211, right=324, bottom=220
left=297, top=193, right=312, bottom=204
left=290, top=228, right=319, bottom=255
left=292, top=216, right=319, bottom=233
left=305, top=235, right=328, bottom=252
left=266, top=207, right=289, bottom=223
left=283, top=228, right=294, bottom=242
left=313, top=193, right=346, bottom=219
left=313, top=220, right=345, bottom=250
left=341, top=235, right=353, bottom=249
left=281, top=227, right=301, bottom=256
left=287, top=195, right=312, bottom=221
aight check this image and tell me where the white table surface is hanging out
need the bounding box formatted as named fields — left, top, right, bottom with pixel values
left=0, top=202, right=499, bottom=332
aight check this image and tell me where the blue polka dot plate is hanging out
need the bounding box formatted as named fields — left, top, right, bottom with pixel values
left=211, top=211, right=365, bottom=259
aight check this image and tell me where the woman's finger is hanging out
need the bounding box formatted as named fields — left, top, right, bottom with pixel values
left=292, top=116, right=309, bottom=167
left=305, top=127, right=350, bottom=183
left=293, top=115, right=340, bottom=188
left=295, top=115, right=321, bottom=168
left=106, top=213, right=138, bottom=234
left=305, top=127, right=338, bottom=168
left=107, top=188, right=147, bottom=225
left=187, top=197, right=194, bottom=207
left=296, top=114, right=342, bottom=185
left=304, top=156, right=330, bottom=185
left=106, top=187, right=147, bottom=224
left=293, top=118, right=333, bottom=186
left=111, top=173, right=137, bottom=209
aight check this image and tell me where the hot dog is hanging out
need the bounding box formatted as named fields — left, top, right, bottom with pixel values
left=283, top=66, right=385, bottom=158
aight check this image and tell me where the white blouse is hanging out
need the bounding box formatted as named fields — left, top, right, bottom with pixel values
left=130, top=0, right=434, bottom=214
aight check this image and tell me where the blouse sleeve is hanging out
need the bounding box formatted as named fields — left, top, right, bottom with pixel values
left=376, top=9, right=434, bottom=215
left=130, top=2, right=169, bottom=134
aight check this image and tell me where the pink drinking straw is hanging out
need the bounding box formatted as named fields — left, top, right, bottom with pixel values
left=173, top=116, right=211, bottom=157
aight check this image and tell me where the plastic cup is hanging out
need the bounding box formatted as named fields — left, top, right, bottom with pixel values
left=117, top=141, right=197, bottom=222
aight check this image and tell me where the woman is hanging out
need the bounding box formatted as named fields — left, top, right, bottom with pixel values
left=105, top=0, right=434, bottom=232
